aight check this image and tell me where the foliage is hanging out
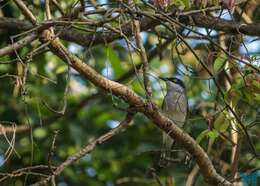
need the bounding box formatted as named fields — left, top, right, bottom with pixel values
left=0, top=0, right=259, bottom=186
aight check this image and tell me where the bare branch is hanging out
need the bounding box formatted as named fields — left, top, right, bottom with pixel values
left=1, top=11, right=260, bottom=48
left=13, top=0, right=37, bottom=25
left=0, top=33, right=37, bottom=57
left=130, top=0, right=152, bottom=99
left=133, top=15, right=152, bottom=99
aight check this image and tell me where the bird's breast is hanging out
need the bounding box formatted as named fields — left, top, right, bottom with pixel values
left=162, top=91, right=187, bottom=126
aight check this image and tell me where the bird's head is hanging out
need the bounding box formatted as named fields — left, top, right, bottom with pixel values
left=159, top=77, right=186, bottom=92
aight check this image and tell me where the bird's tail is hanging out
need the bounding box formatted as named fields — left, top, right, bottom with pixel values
left=159, top=132, right=174, bottom=167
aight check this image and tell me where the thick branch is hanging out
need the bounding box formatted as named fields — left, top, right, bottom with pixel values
left=1, top=12, right=260, bottom=48
left=185, top=14, right=260, bottom=35
left=0, top=124, right=29, bottom=135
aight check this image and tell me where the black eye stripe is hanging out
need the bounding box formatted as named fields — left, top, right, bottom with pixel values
left=165, top=77, right=185, bottom=89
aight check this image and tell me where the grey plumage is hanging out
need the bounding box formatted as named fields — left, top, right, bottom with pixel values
left=159, top=77, right=188, bottom=167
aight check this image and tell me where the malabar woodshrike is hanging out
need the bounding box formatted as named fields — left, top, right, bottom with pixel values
left=158, top=77, right=188, bottom=167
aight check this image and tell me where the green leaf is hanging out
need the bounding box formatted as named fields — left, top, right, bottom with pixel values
left=208, top=129, right=219, bottom=140
left=252, top=80, right=260, bottom=89
left=175, top=0, right=189, bottom=8
left=181, top=0, right=190, bottom=7
left=33, top=128, right=47, bottom=139
left=213, top=55, right=226, bottom=73
left=243, top=90, right=254, bottom=104
left=225, top=89, right=241, bottom=107
left=56, top=65, right=67, bottom=74
left=253, top=93, right=260, bottom=102
left=196, top=129, right=209, bottom=144
left=107, top=47, right=123, bottom=78
left=214, top=112, right=229, bottom=132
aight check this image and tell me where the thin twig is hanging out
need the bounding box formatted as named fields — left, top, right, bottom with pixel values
left=0, top=33, right=37, bottom=57
left=0, top=165, right=56, bottom=183
left=130, top=0, right=152, bottom=100
left=48, top=130, right=60, bottom=175
left=31, top=113, right=135, bottom=186
left=13, top=0, right=37, bottom=25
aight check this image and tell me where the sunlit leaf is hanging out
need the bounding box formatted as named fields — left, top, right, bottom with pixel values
left=56, top=64, right=67, bottom=74
left=33, top=128, right=47, bottom=139
left=175, top=0, right=189, bottom=8
left=225, top=88, right=242, bottom=107
left=214, top=112, right=229, bottom=132
left=207, top=129, right=219, bottom=140
left=213, top=55, right=226, bottom=73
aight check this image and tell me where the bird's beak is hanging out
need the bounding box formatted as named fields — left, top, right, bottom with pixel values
left=159, top=76, right=167, bottom=81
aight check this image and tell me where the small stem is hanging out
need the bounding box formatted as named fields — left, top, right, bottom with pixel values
left=130, top=0, right=152, bottom=100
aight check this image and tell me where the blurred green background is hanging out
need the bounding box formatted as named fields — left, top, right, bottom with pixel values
left=0, top=0, right=259, bottom=185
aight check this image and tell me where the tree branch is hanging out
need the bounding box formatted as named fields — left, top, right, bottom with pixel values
left=1, top=11, right=260, bottom=48
left=31, top=112, right=135, bottom=186
left=0, top=33, right=37, bottom=57
left=131, top=0, right=152, bottom=99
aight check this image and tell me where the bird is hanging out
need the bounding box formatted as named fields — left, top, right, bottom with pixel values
left=158, top=77, right=188, bottom=167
